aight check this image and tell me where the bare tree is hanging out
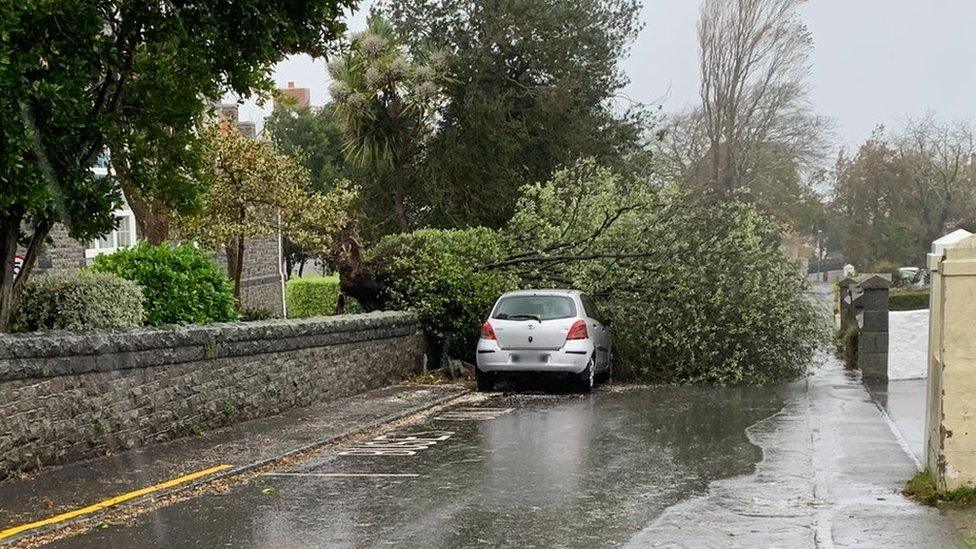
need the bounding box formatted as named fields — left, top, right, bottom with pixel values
left=898, top=114, right=976, bottom=250
left=698, top=0, right=827, bottom=194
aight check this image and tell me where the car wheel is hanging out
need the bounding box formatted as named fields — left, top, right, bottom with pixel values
left=577, top=357, right=595, bottom=393
left=476, top=368, right=496, bottom=392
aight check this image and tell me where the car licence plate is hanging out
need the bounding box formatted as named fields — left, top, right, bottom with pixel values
left=511, top=353, right=549, bottom=363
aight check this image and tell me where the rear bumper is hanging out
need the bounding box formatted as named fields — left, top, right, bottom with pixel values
left=475, top=340, right=592, bottom=374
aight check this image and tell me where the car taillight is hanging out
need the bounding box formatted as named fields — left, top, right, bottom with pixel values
left=566, top=319, right=588, bottom=340
left=480, top=321, right=497, bottom=340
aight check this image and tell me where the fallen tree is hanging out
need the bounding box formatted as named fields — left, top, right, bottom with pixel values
left=330, top=161, right=825, bottom=384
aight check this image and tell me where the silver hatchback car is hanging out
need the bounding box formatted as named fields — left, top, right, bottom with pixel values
left=475, top=290, right=612, bottom=392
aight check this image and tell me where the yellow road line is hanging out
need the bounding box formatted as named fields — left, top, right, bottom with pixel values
left=0, top=464, right=233, bottom=541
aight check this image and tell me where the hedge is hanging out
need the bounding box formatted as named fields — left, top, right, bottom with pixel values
left=890, top=289, right=929, bottom=311
left=15, top=271, right=144, bottom=332
left=90, top=243, right=238, bottom=326
left=286, top=276, right=341, bottom=318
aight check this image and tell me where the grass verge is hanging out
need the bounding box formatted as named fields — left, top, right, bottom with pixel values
left=904, top=469, right=976, bottom=507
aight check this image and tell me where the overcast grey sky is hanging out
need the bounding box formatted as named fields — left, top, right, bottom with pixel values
left=239, top=0, right=976, bottom=151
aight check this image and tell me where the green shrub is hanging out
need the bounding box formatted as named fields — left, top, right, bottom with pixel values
left=286, top=276, right=341, bottom=318
left=368, top=228, right=519, bottom=356
left=837, top=325, right=859, bottom=369
left=90, top=243, right=238, bottom=326
left=285, top=276, right=362, bottom=318
left=239, top=306, right=275, bottom=321
left=15, top=271, right=143, bottom=332
left=890, top=288, right=929, bottom=311
left=868, top=259, right=900, bottom=286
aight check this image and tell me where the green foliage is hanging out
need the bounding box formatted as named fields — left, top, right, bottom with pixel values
left=369, top=228, right=519, bottom=353
left=90, top=243, right=238, bottom=326
left=239, top=306, right=275, bottom=322
left=837, top=325, right=859, bottom=369
left=890, top=288, right=930, bottom=311
left=507, top=161, right=826, bottom=384
left=0, top=0, right=356, bottom=329
left=381, top=0, right=650, bottom=229
left=832, top=120, right=976, bottom=267
left=264, top=105, right=352, bottom=276
left=264, top=105, right=348, bottom=194
left=286, top=276, right=341, bottom=319
left=14, top=272, right=143, bottom=332
left=328, top=14, right=450, bottom=233
left=180, top=124, right=358, bottom=298
left=904, top=469, right=976, bottom=507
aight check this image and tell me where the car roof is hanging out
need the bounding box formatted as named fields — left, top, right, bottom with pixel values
left=498, top=289, right=582, bottom=298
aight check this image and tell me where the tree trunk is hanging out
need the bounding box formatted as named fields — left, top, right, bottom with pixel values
left=228, top=235, right=246, bottom=304
left=0, top=217, right=20, bottom=332
left=121, top=185, right=171, bottom=245
left=392, top=167, right=410, bottom=233
left=114, top=147, right=172, bottom=245
left=330, top=220, right=388, bottom=312
left=298, top=260, right=306, bottom=278
left=0, top=214, right=51, bottom=332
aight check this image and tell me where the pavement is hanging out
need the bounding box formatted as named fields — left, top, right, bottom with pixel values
left=629, top=357, right=960, bottom=547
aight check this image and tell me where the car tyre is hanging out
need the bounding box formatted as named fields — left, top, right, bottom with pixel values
left=476, top=368, right=496, bottom=392
left=577, top=357, right=595, bottom=393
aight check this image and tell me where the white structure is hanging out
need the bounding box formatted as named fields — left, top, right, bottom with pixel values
left=888, top=309, right=929, bottom=380
left=84, top=161, right=137, bottom=260
left=931, top=229, right=973, bottom=255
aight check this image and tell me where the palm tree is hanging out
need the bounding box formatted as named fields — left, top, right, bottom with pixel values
left=328, top=15, right=448, bottom=232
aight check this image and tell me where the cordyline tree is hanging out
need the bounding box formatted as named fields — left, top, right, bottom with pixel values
left=328, top=14, right=451, bottom=234
left=0, top=0, right=355, bottom=331
left=180, top=124, right=358, bottom=301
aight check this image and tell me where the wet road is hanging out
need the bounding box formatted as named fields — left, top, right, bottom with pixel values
left=50, top=384, right=786, bottom=548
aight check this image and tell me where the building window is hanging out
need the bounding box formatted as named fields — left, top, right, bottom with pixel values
left=86, top=212, right=136, bottom=258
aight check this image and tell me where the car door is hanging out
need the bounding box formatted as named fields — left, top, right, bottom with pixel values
left=580, top=294, right=609, bottom=368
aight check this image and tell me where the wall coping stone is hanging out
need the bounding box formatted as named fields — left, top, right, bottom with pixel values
left=0, top=311, right=418, bottom=382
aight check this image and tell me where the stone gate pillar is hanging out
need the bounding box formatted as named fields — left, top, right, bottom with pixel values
left=857, top=275, right=890, bottom=380
left=925, top=231, right=976, bottom=489
left=838, top=277, right=857, bottom=334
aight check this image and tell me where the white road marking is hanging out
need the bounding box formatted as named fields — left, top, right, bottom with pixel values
left=434, top=407, right=514, bottom=421
left=262, top=473, right=421, bottom=478
left=339, top=430, right=455, bottom=456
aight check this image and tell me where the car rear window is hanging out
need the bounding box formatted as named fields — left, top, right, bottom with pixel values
left=492, top=295, right=576, bottom=321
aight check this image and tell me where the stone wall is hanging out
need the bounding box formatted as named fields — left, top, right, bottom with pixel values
left=214, top=236, right=285, bottom=317
left=0, top=312, right=423, bottom=480
left=35, top=224, right=87, bottom=272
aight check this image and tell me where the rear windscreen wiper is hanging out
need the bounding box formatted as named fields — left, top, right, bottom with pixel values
left=504, top=314, right=542, bottom=323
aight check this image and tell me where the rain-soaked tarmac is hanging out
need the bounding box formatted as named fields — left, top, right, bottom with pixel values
left=48, top=383, right=787, bottom=548
left=43, top=359, right=961, bottom=548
